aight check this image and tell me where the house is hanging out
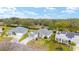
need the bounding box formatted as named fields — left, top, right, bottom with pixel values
left=0, top=22, right=4, bottom=26
left=0, top=28, right=3, bottom=36
left=29, top=28, right=53, bottom=40
left=20, top=28, right=53, bottom=45
left=8, top=27, right=28, bottom=36
left=37, top=29, right=53, bottom=38
left=8, top=27, right=28, bottom=43
left=29, top=31, right=38, bottom=39
left=55, top=31, right=79, bottom=46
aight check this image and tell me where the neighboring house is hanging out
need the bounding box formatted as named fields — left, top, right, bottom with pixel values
left=8, top=27, right=28, bottom=43
left=8, top=27, right=28, bottom=36
left=0, top=28, right=3, bottom=36
left=55, top=31, right=79, bottom=46
left=0, top=22, right=4, bottom=26
left=20, top=28, right=53, bottom=45
left=29, top=29, right=53, bottom=40
left=29, top=31, right=38, bottom=39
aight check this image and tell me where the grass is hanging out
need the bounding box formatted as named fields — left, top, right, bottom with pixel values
left=27, top=34, right=73, bottom=51
left=46, top=40, right=72, bottom=51
left=19, top=32, right=28, bottom=42
left=0, top=26, right=12, bottom=41
left=27, top=39, right=48, bottom=50
left=19, top=29, right=36, bottom=42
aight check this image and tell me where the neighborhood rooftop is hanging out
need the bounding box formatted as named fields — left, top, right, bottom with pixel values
left=8, top=27, right=28, bottom=34
left=57, top=31, right=79, bottom=39
left=37, top=29, right=52, bottom=36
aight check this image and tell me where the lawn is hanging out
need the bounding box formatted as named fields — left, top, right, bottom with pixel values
left=27, top=39, right=48, bottom=50
left=27, top=34, right=73, bottom=51
left=19, top=32, right=28, bottom=42
left=19, top=29, right=36, bottom=42
left=0, top=26, right=13, bottom=41
left=45, top=40, right=72, bottom=51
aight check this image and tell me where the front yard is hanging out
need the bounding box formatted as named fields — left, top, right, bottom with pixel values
left=19, top=29, right=35, bottom=42
left=0, top=26, right=13, bottom=41
left=27, top=34, right=73, bottom=51
left=27, top=39, right=73, bottom=51
left=27, top=39, right=48, bottom=50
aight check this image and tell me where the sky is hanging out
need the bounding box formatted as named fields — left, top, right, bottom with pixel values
left=0, top=7, right=79, bottom=19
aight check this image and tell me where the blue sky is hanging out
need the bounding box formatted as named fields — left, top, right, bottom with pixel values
left=0, top=7, right=79, bottom=19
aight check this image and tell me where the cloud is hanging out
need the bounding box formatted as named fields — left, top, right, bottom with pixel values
left=45, top=7, right=55, bottom=10
left=0, top=7, right=16, bottom=14
left=62, top=7, right=79, bottom=14
left=25, top=11, right=38, bottom=16
left=66, top=7, right=79, bottom=10
left=0, top=7, right=27, bottom=18
left=0, top=7, right=39, bottom=18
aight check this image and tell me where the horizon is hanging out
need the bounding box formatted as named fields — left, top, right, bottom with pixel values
left=0, top=7, right=79, bottom=19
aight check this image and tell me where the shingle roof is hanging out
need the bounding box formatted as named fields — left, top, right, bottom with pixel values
left=75, top=33, right=79, bottom=36
left=66, top=32, right=75, bottom=38
left=9, top=27, right=28, bottom=34
left=57, top=31, right=79, bottom=39
left=29, top=29, right=52, bottom=37
left=37, top=29, right=52, bottom=36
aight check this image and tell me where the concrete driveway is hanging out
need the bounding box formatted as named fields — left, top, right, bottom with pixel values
left=20, top=37, right=33, bottom=45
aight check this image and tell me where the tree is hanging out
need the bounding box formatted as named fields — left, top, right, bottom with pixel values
left=44, top=36, right=47, bottom=39
left=13, top=32, right=16, bottom=35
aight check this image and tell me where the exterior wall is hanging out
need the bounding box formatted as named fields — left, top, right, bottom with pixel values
left=55, top=32, right=79, bottom=45
left=0, top=32, right=1, bottom=36
left=55, top=33, right=71, bottom=44
left=11, top=33, right=24, bottom=43
left=0, top=28, right=3, bottom=36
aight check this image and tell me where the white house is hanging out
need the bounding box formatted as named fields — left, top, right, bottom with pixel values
left=55, top=31, right=79, bottom=46
left=0, top=28, right=3, bottom=36
left=8, top=27, right=28, bottom=43
left=20, top=28, right=53, bottom=45
left=29, top=31, right=38, bottom=39
left=37, top=29, right=53, bottom=38
left=29, top=28, right=53, bottom=40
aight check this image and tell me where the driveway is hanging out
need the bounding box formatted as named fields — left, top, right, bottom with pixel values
left=11, top=34, right=23, bottom=43
left=20, top=37, right=33, bottom=45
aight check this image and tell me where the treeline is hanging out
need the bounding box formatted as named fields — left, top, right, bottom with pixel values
left=0, top=17, right=79, bottom=32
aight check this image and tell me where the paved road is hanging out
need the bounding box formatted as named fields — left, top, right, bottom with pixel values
left=0, top=40, right=36, bottom=51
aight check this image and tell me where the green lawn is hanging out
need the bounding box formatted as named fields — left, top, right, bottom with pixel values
left=19, top=32, right=28, bottom=42
left=0, top=26, right=13, bottom=41
left=27, top=39, right=72, bottom=51
left=27, top=39, right=48, bottom=50
left=27, top=34, right=73, bottom=51
left=19, top=29, right=36, bottom=42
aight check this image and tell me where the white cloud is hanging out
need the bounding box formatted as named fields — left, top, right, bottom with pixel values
left=18, top=8, right=39, bottom=16
left=62, top=7, right=79, bottom=14
left=0, top=7, right=27, bottom=18
left=62, top=9, right=75, bottom=14
left=26, top=11, right=38, bottom=15
left=45, top=7, right=55, bottom=10
left=66, top=7, right=79, bottom=10
left=44, top=7, right=55, bottom=13
left=0, top=7, right=16, bottom=13
left=0, top=7, right=39, bottom=18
